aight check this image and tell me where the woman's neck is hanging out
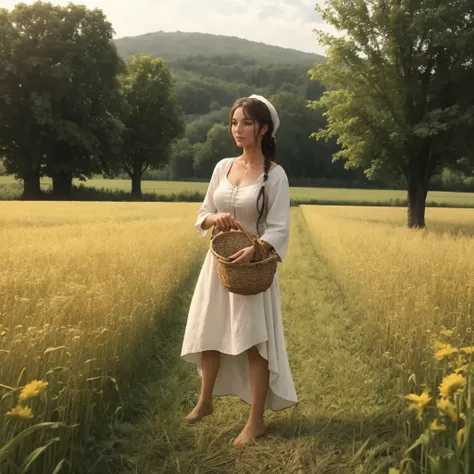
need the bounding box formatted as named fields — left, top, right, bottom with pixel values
left=239, top=147, right=265, bottom=167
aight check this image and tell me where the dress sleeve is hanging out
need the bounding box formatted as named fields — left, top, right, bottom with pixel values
left=259, top=170, right=291, bottom=262
left=193, top=160, right=223, bottom=236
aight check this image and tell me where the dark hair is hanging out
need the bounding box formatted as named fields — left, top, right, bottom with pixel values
left=229, top=97, right=277, bottom=236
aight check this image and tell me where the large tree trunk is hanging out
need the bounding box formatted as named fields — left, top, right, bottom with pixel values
left=407, top=173, right=428, bottom=228
left=21, top=168, right=42, bottom=200
left=52, top=170, right=73, bottom=200
left=131, top=167, right=142, bottom=199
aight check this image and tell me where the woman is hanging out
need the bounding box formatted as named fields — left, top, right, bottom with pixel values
left=181, top=94, right=297, bottom=447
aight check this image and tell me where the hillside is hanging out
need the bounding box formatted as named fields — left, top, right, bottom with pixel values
left=114, top=31, right=324, bottom=67
left=112, top=30, right=337, bottom=184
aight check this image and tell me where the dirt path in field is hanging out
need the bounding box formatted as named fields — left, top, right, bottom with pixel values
left=108, top=208, right=400, bottom=474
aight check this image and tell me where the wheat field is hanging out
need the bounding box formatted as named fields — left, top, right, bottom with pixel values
left=1, top=202, right=473, bottom=473
left=300, top=205, right=474, bottom=369
left=0, top=202, right=208, bottom=473
left=301, top=206, right=474, bottom=473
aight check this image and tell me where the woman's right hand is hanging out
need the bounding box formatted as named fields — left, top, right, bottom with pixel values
left=214, top=213, right=239, bottom=232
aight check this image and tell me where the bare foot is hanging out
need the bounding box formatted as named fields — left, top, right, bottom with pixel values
left=233, top=419, right=265, bottom=447
left=184, top=401, right=213, bottom=424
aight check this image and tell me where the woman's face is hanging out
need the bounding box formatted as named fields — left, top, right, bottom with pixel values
left=231, top=106, right=262, bottom=147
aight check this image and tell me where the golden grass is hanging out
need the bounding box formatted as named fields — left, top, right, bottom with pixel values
left=0, top=202, right=207, bottom=473
left=300, top=205, right=474, bottom=471
left=300, top=206, right=474, bottom=383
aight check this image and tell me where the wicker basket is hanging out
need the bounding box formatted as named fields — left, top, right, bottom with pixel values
left=210, top=222, right=279, bottom=295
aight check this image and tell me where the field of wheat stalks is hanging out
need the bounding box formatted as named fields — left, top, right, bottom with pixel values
left=0, top=202, right=207, bottom=473
left=1, top=202, right=473, bottom=473
left=301, top=206, right=474, bottom=473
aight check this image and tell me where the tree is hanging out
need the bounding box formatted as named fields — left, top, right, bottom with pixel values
left=193, top=124, right=236, bottom=178
left=120, top=54, right=184, bottom=198
left=270, top=91, right=357, bottom=182
left=309, top=0, right=474, bottom=227
left=0, top=2, right=124, bottom=199
left=168, top=138, right=196, bottom=180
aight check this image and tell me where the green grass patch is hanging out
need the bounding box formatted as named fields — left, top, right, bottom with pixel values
left=2, top=175, right=474, bottom=207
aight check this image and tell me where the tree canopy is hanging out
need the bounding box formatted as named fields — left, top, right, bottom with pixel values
left=0, top=1, right=125, bottom=199
left=310, top=0, right=474, bottom=227
left=119, top=54, right=184, bottom=197
left=1, top=4, right=473, bottom=199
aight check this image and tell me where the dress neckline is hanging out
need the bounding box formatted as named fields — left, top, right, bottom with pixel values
left=225, top=158, right=279, bottom=188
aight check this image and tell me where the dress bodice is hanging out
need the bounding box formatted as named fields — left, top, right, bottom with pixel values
left=213, top=158, right=269, bottom=235
left=194, top=157, right=291, bottom=262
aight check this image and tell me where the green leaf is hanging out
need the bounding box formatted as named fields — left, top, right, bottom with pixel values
left=404, top=432, right=429, bottom=455
left=51, top=459, right=66, bottom=474
left=16, top=368, right=26, bottom=388
left=0, top=423, right=62, bottom=463
left=45, top=366, right=69, bottom=375
left=43, top=346, right=66, bottom=355
left=351, top=435, right=372, bottom=463
left=20, top=437, right=60, bottom=473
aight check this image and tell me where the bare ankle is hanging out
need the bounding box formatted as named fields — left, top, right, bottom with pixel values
left=198, top=399, right=213, bottom=408
left=248, top=415, right=264, bottom=426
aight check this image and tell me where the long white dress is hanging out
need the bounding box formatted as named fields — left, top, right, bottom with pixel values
left=181, top=157, right=298, bottom=411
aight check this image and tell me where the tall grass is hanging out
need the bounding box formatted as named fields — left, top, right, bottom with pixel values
left=301, top=206, right=474, bottom=472
left=0, top=202, right=206, bottom=473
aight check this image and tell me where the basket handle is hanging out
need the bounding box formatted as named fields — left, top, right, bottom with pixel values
left=211, top=222, right=264, bottom=262
left=235, top=222, right=263, bottom=262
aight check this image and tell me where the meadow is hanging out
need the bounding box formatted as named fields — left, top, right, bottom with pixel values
left=2, top=175, right=474, bottom=207
left=1, top=202, right=473, bottom=473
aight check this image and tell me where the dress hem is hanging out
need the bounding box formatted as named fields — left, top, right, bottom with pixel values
left=181, top=339, right=298, bottom=411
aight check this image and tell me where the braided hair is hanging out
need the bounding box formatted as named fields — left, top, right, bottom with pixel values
left=229, top=97, right=277, bottom=236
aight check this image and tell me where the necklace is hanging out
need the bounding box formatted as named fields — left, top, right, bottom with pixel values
left=236, top=159, right=263, bottom=175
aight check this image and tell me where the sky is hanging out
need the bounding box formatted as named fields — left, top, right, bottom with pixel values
left=0, top=0, right=334, bottom=55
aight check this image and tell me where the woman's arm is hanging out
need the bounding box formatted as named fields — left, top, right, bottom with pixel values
left=202, top=214, right=217, bottom=230
left=194, top=161, right=222, bottom=235
left=258, top=172, right=290, bottom=261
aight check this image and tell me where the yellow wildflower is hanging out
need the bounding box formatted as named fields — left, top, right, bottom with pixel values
left=406, top=391, right=432, bottom=421
left=461, top=346, right=474, bottom=355
left=440, top=329, right=453, bottom=337
left=437, top=398, right=457, bottom=421
left=456, top=358, right=468, bottom=367
left=5, top=405, right=33, bottom=419
left=455, top=364, right=470, bottom=375
left=434, top=344, right=457, bottom=361
left=433, top=341, right=451, bottom=351
left=457, top=428, right=465, bottom=448
left=430, top=418, right=447, bottom=432
left=389, top=469, right=400, bottom=474
left=18, top=380, right=48, bottom=402
left=439, top=373, right=466, bottom=398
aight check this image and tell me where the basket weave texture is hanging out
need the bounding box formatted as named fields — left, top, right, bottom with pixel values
left=210, top=223, right=279, bottom=295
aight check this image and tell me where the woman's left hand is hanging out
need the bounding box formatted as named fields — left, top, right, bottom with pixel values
left=228, top=245, right=255, bottom=263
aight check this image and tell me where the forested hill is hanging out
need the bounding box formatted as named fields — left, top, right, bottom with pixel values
left=112, top=31, right=363, bottom=186
left=114, top=31, right=324, bottom=66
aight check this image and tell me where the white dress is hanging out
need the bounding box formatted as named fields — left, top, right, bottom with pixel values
left=181, top=157, right=298, bottom=411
